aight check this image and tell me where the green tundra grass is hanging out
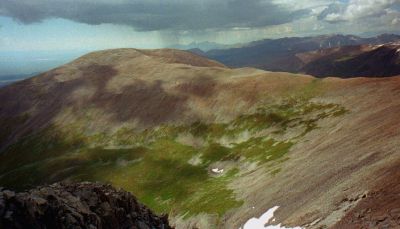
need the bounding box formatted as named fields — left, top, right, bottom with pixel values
left=0, top=96, right=348, bottom=218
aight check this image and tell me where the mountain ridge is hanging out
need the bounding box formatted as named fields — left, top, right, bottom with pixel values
left=1, top=49, right=400, bottom=228
left=201, top=34, right=400, bottom=74
left=298, top=42, right=400, bottom=77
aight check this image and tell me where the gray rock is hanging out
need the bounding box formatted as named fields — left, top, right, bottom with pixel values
left=2, top=190, right=15, bottom=199
left=0, top=199, right=4, bottom=216
left=0, top=182, right=172, bottom=229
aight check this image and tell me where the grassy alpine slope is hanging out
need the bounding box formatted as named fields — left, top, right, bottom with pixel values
left=0, top=49, right=400, bottom=228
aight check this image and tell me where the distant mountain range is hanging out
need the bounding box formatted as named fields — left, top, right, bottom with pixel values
left=191, top=34, right=400, bottom=77
left=298, top=42, right=400, bottom=77
left=169, top=41, right=240, bottom=52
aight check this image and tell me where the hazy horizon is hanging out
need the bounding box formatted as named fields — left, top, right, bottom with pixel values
left=2, top=32, right=400, bottom=80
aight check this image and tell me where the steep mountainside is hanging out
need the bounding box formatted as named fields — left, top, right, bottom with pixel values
left=1, top=49, right=400, bottom=228
left=298, top=43, right=400, bottom=77
left=204, top=34, right=400, bottom=73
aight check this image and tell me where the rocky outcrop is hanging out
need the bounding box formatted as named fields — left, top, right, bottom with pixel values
left=0, top=182, right=171, bottom=229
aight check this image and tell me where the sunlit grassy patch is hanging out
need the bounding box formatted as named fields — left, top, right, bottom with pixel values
left=0, top=96, right=348, bottom=219
left=179, top=169, right=243, bottom=217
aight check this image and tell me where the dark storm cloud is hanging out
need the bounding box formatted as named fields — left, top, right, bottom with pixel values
left=0, top=0, right=309, bottom=31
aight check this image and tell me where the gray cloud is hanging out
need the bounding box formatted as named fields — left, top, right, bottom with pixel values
left=0, top=0, right=309, bottom=31
left=317, top=2, right=347, bottom=22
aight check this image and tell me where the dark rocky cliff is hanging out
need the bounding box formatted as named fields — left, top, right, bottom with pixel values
left=0, top=182, right=171, bottom=229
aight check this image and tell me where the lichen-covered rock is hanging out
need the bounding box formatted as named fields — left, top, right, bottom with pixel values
left=0, top=182, right=171, bottom=229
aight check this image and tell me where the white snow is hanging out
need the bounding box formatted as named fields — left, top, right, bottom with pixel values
left=211, top=168, right=224, bottom=174
left=240, top=206, right=303, bottom=229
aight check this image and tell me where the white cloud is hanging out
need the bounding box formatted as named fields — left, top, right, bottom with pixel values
left=321, top=0, right=400, bottom=22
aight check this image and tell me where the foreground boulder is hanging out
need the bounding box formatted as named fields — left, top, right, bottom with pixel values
left=0, top=182, right=171, bottom=229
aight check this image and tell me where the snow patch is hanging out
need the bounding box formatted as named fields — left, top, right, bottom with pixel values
left=211, top=168, right=224, bottom=174
left=241, top=206, right=303, bottom=229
